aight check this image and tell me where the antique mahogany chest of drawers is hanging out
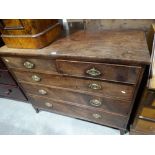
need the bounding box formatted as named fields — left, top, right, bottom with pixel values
left=0, top=30, right=150, bottom=134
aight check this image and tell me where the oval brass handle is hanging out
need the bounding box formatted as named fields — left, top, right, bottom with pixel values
left=32, top=75, right=41, bottom=82
left=89, top=99, right=102, bottom=107
left=45, top=102, right=53, bottom=108
left=23, top=61, right=35, bottom=69
left=86, top=67, right=101, bottom=77
left=92, top=113, right=102, bottom=119
left=89, top=83, right=102, bottom=90
left=38, top=89, right=47, bottom=95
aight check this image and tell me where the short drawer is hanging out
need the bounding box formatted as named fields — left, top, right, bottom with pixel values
left=56, top=60, right=141, bottom=84
left=2, top=57, right=57, bottom=74
left=0, top=70, right=16, bottom=85
left=0, top=84, right=27, bottom=101
left=13, top=70, right=135, bottom=101
left=22, top=82, right=131, bottom=115
left=30, top=94, right=127, bottom=129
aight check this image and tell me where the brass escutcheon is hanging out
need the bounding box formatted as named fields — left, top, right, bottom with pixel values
left=45, top=102, right=53, bottom=108
left=23, top=61, right=35, bottom=69
left=89, top=99, right=102, bottom=107
left=32, top=75, right=41, bottom=82
left=38, top=89, right=47, bottom=95
left=89, top=83, right=102, bottom=90
left=92, top=113, right=102, bottom=119
left=86, top=67, right=101, bottom=77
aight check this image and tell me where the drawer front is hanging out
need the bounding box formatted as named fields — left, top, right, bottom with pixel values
left=0, top=70, right=16, bottom=85
left=2, top=57, right=57, bottom=74
left=13, top=70, right=135, bottom=101
left=134, top=119, right=155, bottom=134
left=139, top=107, right=155, bottom=121
left=30, top=94, right=127, bottom=129
left=56, top=60, right=141, bottom=84
left=0, top=84, right=27, bottom=101
left=22, top=82, right=131, bottom=115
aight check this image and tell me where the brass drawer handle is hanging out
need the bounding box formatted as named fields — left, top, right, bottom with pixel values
left=92, top=113, right=102, bottom=119
left=32, top=75, right=41, bottom=82
left=45, top=102, right=53, bottom=108
left=86, top=67, right=101, bottom=77
left=89, top=83, right=102, bottom=90
left=89, top=99, right=102, bottom=107
left=38, top=89, right=47, bottom=95
left=23, top=61, right=35, bottom=69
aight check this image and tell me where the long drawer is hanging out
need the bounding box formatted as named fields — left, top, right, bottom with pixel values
left=0, top=84, right=27, bottom=101
left=0, top=70, right=16, bottom=85
left=13, top=70, right=135, bottom=101
left=30, top=94, right=127, bottom=129
left=2, top=57, right=57, bottom=74
left=21, top=82, right=132, bottom=115
left=56, top=60, right=141, bottom=84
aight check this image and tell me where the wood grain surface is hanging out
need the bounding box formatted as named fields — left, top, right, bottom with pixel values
left=56, top=59, right=141, bottom=84
left=12, top=69, right=135, bottom=101
left=20, top=82, right=133, bottom=115
left=0, top=30, right=150, bottom=65
left=2, top=57, right=57, bottom=74
left=30, top=94, right=127, bottom=129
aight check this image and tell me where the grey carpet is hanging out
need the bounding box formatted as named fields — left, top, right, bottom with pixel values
left=0, top=98, right=120, bottom=135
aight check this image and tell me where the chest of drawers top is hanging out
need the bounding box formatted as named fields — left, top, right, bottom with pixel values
left=0, top=30, right=150, bottom=65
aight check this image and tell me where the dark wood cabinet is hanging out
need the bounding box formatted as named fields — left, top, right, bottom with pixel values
left=0, top=30, right=150, bottom=133
left=0, top=37, right=27, bottom=101
left=0, top=84, right=26, bottom=101
left=0, top=70, right=16, bottom=85
left=0, top=59, right=27, bottom=101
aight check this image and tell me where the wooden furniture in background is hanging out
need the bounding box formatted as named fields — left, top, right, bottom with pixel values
left=130, top=90, right=155, bottom=134
left=0, top=38, right=27, bottom=101
left=85, top=19, right=155, bottom=31
left=0, top=19, right=62, bottom=49
left=130, top=24, right=155, bottom=135
left=0, top=30, right=150, bottom=134
left=68, top=19, right=155, bottom=53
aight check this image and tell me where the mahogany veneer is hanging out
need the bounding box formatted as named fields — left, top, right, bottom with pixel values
left=0, top=30, right=150, bottom=134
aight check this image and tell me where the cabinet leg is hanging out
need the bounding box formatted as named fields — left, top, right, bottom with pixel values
left=34, top=107, right=40, bottom=113
left=120, top=129, right=127, bottom=135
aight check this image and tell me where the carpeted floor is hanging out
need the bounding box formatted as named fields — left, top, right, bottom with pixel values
left=0, top=98, right=121, bottom=135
